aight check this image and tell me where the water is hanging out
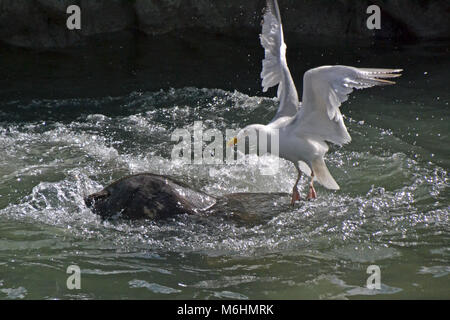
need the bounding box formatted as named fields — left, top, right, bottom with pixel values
left=0, top=32, right=449, bottom=299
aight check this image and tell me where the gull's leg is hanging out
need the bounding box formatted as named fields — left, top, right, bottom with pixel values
left=307, top=171, right=317, bottom=200
left=291, top=165, right=302, bottom=206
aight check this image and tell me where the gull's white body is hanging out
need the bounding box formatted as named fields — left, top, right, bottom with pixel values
left=237, top=0, right=402, bottom=196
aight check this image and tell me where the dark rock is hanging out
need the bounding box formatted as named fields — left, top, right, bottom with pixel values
left=0, top=0, right=449, bottom=48
left=0, top=0, right=135, bottom=48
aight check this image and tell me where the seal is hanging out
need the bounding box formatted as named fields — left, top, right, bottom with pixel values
left=84, top=173, right=216, bottom=220
left=84, top=173, right=289, bottom=222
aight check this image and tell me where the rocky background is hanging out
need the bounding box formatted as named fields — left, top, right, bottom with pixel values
left=0, top=0, right=449, bottom=48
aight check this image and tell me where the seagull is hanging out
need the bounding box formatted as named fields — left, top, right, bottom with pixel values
left=227, top=0, right=402, bottom=205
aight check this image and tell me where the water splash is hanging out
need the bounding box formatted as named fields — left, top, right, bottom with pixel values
left=0, top=87, right=448, bottom=299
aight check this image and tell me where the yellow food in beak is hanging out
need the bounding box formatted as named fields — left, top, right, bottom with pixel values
left=227, top=137, right=238, bottom=147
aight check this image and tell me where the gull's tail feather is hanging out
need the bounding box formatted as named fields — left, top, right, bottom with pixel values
left=312, top=158, right=340, bottom=190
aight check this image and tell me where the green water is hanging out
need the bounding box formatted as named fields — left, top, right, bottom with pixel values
left=0, top=33, right=449, bottom=299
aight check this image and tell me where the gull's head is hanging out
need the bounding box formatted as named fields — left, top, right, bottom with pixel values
left=227, top=124, right=266, bottom=147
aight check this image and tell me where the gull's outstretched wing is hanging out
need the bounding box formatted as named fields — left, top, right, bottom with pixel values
left=260, top=0, right=299, bottom=121
left=293, top=65, right=402, bottom=145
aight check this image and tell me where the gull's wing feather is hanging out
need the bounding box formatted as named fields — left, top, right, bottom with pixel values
left=260, top=0, right=299, bottom=121
left=294, top=65, right=402, bottom=145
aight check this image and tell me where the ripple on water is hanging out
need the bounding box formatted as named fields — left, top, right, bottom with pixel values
left=0, top=87, right=448, bottom=299
left=0, top=287, right=28, bottom=299
left=128, top=280, right=181, bottom=294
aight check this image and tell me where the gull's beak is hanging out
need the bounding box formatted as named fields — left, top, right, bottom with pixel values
left=227, top=137, right=238, bottom=147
